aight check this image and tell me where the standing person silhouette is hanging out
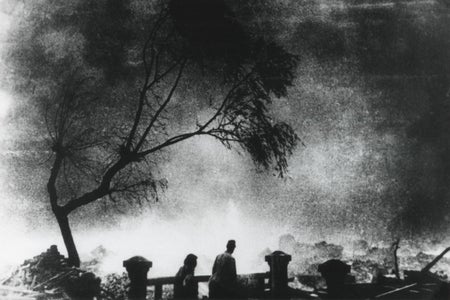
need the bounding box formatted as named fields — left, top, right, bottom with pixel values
left=209, top=240, right=238, bottom=299
left=174, top=254, right=198, bottom=299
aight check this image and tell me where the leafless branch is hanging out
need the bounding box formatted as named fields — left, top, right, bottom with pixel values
left=135, top=59, right=187, bottom=151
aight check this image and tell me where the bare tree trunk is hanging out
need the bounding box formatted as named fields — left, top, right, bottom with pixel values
left=55, top=211, right=80, bottom=267
left=48, top=152, right=80, bottom=267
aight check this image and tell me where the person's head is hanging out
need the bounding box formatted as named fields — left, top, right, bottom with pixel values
left=226, top=240, right=236, bottom=253
left=184, top=254, right=198, bottom=271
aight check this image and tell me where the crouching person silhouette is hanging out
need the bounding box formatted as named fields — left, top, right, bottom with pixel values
left=174, top=254, right=199, bottom=299
left=209, top=240, right=238, bottom=299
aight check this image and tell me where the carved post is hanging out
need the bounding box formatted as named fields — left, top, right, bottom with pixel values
left=123, top=256, right=153, bottom=300
left=265, top=251, right=291, bottom=298
left=318, top=259, right=350, bottom=298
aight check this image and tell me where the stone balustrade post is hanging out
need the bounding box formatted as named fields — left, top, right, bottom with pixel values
left=318, top=259, right=351, bottom=298
left=265, top=251, right=291, bottom=298
left=123, top=256, right=153, bottom=300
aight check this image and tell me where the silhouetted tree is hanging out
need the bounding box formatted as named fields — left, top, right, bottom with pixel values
left=7, top=0, right=299, bottom=267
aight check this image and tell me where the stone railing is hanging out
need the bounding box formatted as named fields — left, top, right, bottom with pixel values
left=123, top=251, right=292, bottom=300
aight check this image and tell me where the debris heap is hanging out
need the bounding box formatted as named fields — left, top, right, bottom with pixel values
left=0, top=245, right=100, bottom=299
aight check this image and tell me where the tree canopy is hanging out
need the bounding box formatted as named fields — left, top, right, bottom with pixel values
left=6, top=0, right=299, bottom=266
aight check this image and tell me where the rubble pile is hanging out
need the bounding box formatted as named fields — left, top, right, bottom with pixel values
left=0, top=245, right=101, bottom=299
left=350, top=246, right=395, bottom=283
left=279, top=234, right=344, bottom=276
left=402, top=252, right=450, bottom=281
left=279, top=235, right=450, bottom=286
left=350, top=259, right=389, bottom=283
